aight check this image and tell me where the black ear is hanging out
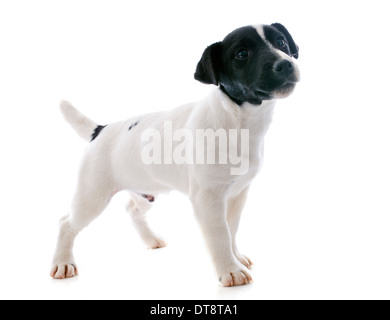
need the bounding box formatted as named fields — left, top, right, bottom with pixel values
left=272, top=23, right=299, bottom=59
left=194, top=42, right=222, bottom=85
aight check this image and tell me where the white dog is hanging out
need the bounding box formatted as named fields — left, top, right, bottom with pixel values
left=51, top=23, right=300, bottom=286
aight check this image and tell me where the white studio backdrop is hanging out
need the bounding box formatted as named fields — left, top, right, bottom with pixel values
left=0, top=0, right=389, bottom=299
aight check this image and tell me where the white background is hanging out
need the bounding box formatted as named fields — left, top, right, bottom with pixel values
left=0, top=0, right=389, bottom=300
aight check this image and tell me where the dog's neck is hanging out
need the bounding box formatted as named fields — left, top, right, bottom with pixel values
left=210, top=87, right=275, bottom=135
left=219, top=85, right=264, bottom=106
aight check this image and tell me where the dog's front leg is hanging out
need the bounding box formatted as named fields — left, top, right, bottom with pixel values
left=191, top=190, right=252, bottom=287
left=227, top=186, right=254, bottom=270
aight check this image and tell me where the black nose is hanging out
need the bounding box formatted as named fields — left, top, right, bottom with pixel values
left=273, top=60, right=294, bottom=76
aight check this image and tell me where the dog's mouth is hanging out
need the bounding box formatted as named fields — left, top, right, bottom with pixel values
left=254, top=89, right=272, bottom=100
left=255, top=71, right=300, bottom=100
left=254, top=79, right=297, bottom=101
left=272, top=81, right=297, bottom=99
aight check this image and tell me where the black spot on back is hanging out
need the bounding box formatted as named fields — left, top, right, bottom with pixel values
left=128, top=121, right=139, bottom=131
left=91, top=125, right=107, bottom=142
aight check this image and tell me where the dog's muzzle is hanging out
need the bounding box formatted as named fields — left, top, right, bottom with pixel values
left=273, top=59, right=300, bottom=82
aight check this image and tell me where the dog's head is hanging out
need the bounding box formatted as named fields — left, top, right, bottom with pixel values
left=195, top=23, right=300, bottom=105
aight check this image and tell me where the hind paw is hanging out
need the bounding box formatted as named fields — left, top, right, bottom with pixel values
left=144, top=234, right=167, bottom=249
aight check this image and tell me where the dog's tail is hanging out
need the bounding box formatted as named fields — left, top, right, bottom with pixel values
left=59, top=100, right=100, bottom=142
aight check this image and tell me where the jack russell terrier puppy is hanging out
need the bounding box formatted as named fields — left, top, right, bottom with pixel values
left=51, top=23, right=300, bottom=287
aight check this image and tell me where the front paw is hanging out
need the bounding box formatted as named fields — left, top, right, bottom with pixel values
left=218, top=265, right=253, bottom=287
left=235, top=253, right=254, bottom=270
left=50, top=262, right=78, bottom=279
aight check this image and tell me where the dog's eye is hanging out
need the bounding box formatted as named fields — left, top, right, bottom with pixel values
left=235, top=49, right=250, bottom=60
left=276, top=39, right=286, bottom=47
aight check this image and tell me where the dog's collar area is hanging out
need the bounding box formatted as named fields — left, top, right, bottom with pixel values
left=219, top=86, right=263, bottom=107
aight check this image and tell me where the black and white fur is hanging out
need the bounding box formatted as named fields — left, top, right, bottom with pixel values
left=51, top=23, right=300, bottom=287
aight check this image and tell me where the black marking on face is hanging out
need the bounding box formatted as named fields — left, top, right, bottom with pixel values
left=195, top=23, right=299, bottom=106
left=128, top=121, right=139, bottom=131
left=268, top=23, right=299, bottom=59
left=91, top=125, right=107, bottom=142
left=194, top=42, right=222, bottom=86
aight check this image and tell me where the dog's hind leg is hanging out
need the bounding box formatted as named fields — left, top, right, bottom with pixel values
left=126, top=192, right=167, bottom=249
left=50, top=159, right=114, bottom=279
